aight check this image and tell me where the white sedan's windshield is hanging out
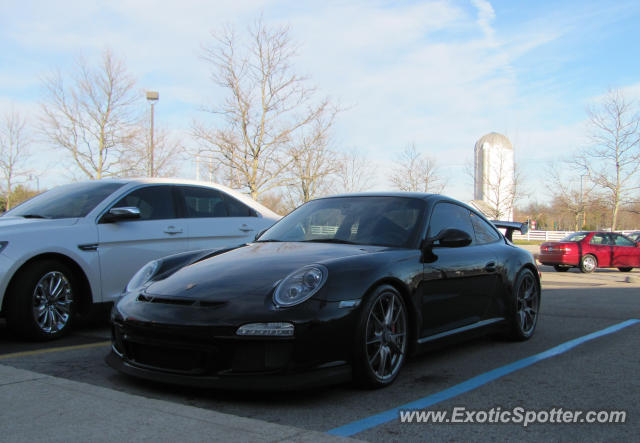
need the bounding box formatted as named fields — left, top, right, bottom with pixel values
left=259, top=196, right=425, bottom=248
left=5, top=182, right=125, bottom=219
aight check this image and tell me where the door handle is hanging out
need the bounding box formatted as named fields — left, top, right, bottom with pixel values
left=239, top=224, right=254, bottom=233
left=164, top=226, right=183, bottom=235
left=485, top=261, right=497, bottom=272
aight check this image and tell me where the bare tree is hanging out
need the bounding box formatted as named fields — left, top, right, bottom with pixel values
left=6, top=184, right=40, bottom=209
left=40, top=49, right=141, bottom=179
left=193, top=19, right=331, bottom=200
left=256, top=192, right=289, bottom=215
left=546, top=166, right=597, bottom=231
left=334, top=148, right=375, bottom=194
left=517, top=201, right=551, bottom=230
left=0, top=110, right=31, bottom=210
left=285, top=110, right=340, bottom=208
left=389, top=143, right=445, bottom=193
left=125, top=115, right=184, bottom=177
left=574, top=89, right=640, bottom=230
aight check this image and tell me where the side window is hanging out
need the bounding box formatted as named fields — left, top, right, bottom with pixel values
left=223, top=194, right=257, bottom=217
left=112, top=186, right=176, bottom=221
left=428, top=202, right=474, bottom=245
left=611, top=234, right=635, bottom=247
left=589, top=233, right=609, bottom=246
left=470, top=212, right=501, bottom=245
left=180, top=186, right=228, bottom=218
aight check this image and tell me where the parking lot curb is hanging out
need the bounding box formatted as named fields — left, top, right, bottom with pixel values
left=0, top=364, right=361, bottom=442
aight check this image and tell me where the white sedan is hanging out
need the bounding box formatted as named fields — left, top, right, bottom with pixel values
left=0, top=178, right=280, bottom=340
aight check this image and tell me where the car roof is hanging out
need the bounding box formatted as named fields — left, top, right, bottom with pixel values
left=313, top=191, right=442, bottom=201
left=311, top=192, right=480, bottom=214
left=71, top=178, right=281, bottom=219
left=568, top=231, right=637, bottom=238
left=577, top=231, right=622, bottom=234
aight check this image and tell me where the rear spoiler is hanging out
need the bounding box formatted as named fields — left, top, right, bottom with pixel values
left=491, top=220, right=529, bottom=241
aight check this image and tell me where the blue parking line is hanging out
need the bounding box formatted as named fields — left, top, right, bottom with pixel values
left=328, top=318, right=639, bottom=437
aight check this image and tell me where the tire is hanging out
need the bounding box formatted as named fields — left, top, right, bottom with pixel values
left=618, top=267, right=633, bottom=272
left=353, top=285, right=408, bottom=389
left=553, top=265, right=570, bottom=272
left=505, top=268, right=540, bottom=341
left=5, top=260, right=76, bottom=341
left=579, top=254, right=597, bottom=273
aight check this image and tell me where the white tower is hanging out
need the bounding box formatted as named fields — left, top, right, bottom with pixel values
left=474, top=132, right=515, bottom=221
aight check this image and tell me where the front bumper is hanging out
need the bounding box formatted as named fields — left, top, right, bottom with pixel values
left=105, top=347, right=351, bottom=390
left=106, top=296, right=359, bottom=390
left=0, top=253, right=15, bottom=312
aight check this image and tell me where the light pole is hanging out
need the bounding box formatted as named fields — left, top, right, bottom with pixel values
left=580, top=174, right=587, bottom=229
left=195, top=154, right=215, bottom=182
left=146, top=91, right=159, bottom=177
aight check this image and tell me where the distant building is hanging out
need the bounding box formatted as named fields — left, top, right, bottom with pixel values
left=472, top=132, right=515, bottom=221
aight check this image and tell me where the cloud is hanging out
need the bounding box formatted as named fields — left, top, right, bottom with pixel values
left=471, top=0, right=496, bottom=39
left=1, top=0, right=638, bottom=203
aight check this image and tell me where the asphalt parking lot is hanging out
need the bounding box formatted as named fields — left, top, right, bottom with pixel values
left=1, top=257, right=639, bottom=441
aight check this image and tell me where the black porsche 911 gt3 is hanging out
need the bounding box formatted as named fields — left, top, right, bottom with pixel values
left=106, top=193, right=539, bottom=390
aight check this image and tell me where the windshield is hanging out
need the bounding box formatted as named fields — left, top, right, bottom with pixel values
left=561, top=232, right=588, bottom=242
left=259, top=196, right=426, bottom=248
left=4, top=182, right=126, bottom=219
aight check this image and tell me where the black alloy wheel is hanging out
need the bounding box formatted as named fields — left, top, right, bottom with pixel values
left=354, top=285, right=408, bottom=388
left=506, top=268, right=540, bottom=341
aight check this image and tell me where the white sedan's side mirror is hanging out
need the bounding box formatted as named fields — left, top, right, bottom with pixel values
left=102, top=207, right=141, bottom=223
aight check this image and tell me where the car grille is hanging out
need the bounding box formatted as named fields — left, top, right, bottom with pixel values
left=112, top=321, right=227, bottom=375
left=126, top=342, right=210, bottom=374
left=136, top=294, right=227, bottom=308
left=112, top=321, right=292, bottom=375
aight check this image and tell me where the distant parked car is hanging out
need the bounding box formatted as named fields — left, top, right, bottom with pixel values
left=539, top=231, right=640, bottom=273
left=0, top=179, right=280, bottom=340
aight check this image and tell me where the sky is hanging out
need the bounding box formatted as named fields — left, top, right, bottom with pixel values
left=1, top=0, right=640, bottom=204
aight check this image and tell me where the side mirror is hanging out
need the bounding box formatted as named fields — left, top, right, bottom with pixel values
left=424, top=228, right=473, bottom=250
left=101, top=206, right=141, bottom=223
left=439, top=228, right=473, bottom=248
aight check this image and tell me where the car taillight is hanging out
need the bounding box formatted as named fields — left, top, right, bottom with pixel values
left=544, top=246, right=572, bottom=253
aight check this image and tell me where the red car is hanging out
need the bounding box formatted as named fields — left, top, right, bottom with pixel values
left=539, top=231, right=640, bottom=273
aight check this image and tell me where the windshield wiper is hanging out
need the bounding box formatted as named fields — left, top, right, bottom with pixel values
left=255, top=239, right=282, bottom=243
left=20, top=214, right=51, bottom=219
left=302, top=238, right=358, bottom=245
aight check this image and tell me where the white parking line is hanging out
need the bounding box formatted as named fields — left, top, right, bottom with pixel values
left=328, top=319, right=639, bottom=437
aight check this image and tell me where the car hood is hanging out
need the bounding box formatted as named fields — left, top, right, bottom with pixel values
left=144, top=241, right=388, bottom=301
left=0, top=216, right=80, bottom=231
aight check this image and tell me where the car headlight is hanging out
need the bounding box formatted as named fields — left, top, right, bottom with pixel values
left=273, top=265, right=328, bottom=307
left=126, top=259, right=161, bottom=293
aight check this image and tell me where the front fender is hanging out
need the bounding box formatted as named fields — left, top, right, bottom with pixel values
left=318, top=250, right=423, bottom=302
